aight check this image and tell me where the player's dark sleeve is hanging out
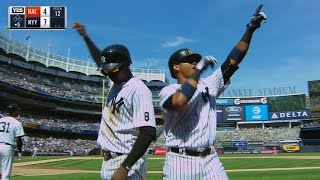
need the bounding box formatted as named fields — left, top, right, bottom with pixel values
left=16, top=136, right=23, bottom=153
left=221, top=25, right=254, bottom=83
left=221, top=4, right=266, bottom=83
left=121, top=126, right=156, bottom=170
left=83, top=36, right=102, bottom=67
left=221, top=17, right=258, bottom=83
left=162, top=95, right=175, bottom=110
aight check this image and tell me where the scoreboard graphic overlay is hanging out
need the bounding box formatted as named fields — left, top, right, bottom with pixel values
left=8, top=6, right=67, bottom=30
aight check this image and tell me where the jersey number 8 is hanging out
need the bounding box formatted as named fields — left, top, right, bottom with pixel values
left=144, top=112, right=149, bottom=121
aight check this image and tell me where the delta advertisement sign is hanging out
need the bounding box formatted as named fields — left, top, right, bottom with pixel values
left=269, top=110, right=311, bottom=120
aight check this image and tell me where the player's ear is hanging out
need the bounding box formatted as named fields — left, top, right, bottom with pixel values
left=173, top=64, right=180, bottom=71
left=173, top=64, right=180, bottom=76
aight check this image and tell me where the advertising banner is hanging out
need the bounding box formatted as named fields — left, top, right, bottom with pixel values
left=216, top=106, right=223, bottom=122
left=223, top=106, right=244, bottom=121
left=153, top=147, right=167, bottom=155
left=234, top=97, right=267, bottom=105
left=259, top=150, right=275, bottom=154
left=269, top=110, right=311, bottom=120
left=232, top=141, right=248, bottom=147
left=216, top=98, right=234, bottom=106
left=220, top=141, right=233, bottom=147
left=282, top=143, right=300, bottom=152
left=245, top=105, right=269, bottom=121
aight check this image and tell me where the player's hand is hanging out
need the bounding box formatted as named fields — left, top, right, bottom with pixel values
left=72, top=22, right=88, bottom=37
left=194, top=56, right=217, bottom=72
left=247, top=4, right=267, bottom=30
left=111, top=166, right=129, bottom=180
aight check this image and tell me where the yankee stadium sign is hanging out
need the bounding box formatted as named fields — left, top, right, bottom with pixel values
left=269, top=110, right=311, bottom=120
left=221, top=86, right=296, bottom=97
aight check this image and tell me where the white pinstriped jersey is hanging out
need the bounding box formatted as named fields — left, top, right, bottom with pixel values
left=0, top=116, right=25, bottom=145
left=97, top=77, right=156, bottom=154
left=159, top=67, right=228, bottom=148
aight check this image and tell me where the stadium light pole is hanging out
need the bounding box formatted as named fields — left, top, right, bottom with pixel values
left=147, top=60, right=150, bottom=82
left=4, top=26, right=11, bottom=52
left=26, top=35, right=31, bottom=61
left=46, top=40, right=51, bottom=67
left=66, top=48, right=70, bottom=72
left=7, top=30, right=11, bottom=52
left=86, top=58, right=90, bottom=76
left=7, top=27, right=12, bottom=40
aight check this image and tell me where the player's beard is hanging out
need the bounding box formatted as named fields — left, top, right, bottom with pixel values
left=108, top=74, right=121, bottom=84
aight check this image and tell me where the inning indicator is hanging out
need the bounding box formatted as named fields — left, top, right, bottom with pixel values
left=8, top=6, right=67, bottom=30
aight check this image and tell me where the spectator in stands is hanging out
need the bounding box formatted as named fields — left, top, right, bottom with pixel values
left=0, top=62, right=102, bottom=103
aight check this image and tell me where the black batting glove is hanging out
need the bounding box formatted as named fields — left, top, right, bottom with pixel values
left=247, top=4, right=267, bottom=31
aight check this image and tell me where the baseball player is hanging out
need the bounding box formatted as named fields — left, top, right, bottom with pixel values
left=31, top=146, right=38, bottom=158
left=73, top=22, right=156, bottom=180
left=0, top=104, right=25, bottom=180
left=272, top=146, right=278, bottom=156
left=159, top=4, right=267, bottom=179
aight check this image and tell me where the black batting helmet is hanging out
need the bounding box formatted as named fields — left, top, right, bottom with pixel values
left=7, top=103, right=21, bottom=113
left=100, top=44, right=132, bottom=71
left=168, top=48, right=202, bottom=79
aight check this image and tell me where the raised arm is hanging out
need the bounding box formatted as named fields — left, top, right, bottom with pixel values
left=221, top=4, right=267, bottom=83
left=73, top=22, right=102, bottom=68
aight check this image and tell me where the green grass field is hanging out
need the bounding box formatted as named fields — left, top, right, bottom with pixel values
left=10, top=153, right=320, bottom=180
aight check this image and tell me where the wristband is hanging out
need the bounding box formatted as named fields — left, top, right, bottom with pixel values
left=178, top=81, right=196, bottom=101
left=228, top=47, right=247, bottom=64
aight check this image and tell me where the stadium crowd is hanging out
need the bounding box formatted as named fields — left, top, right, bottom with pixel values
left=23, top=136, right=97, bottom=156
left=303, top=121, right=320, bottom=127
left=0, top=62, right=102, bottom=102
left=19, top=114, right=99, bottom=133
left=217, top=126, right=300, bottom=141
left=0, top=62, right=161, bottom=104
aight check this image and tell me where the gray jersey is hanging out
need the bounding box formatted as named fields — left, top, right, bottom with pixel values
left=159, top=67, right=228, bottom=148
left=0, top=116, right=25, bottom=145
left=0, top=115, right=25, bottom=180
left=97, top=77, right=156, bottom=153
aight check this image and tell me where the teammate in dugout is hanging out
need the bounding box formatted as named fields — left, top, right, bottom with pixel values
left=73, top=22, right=156, bottom=180
left=0, top=104, right=25, bottom=180
left=159, top=4, right=267, bottom=179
